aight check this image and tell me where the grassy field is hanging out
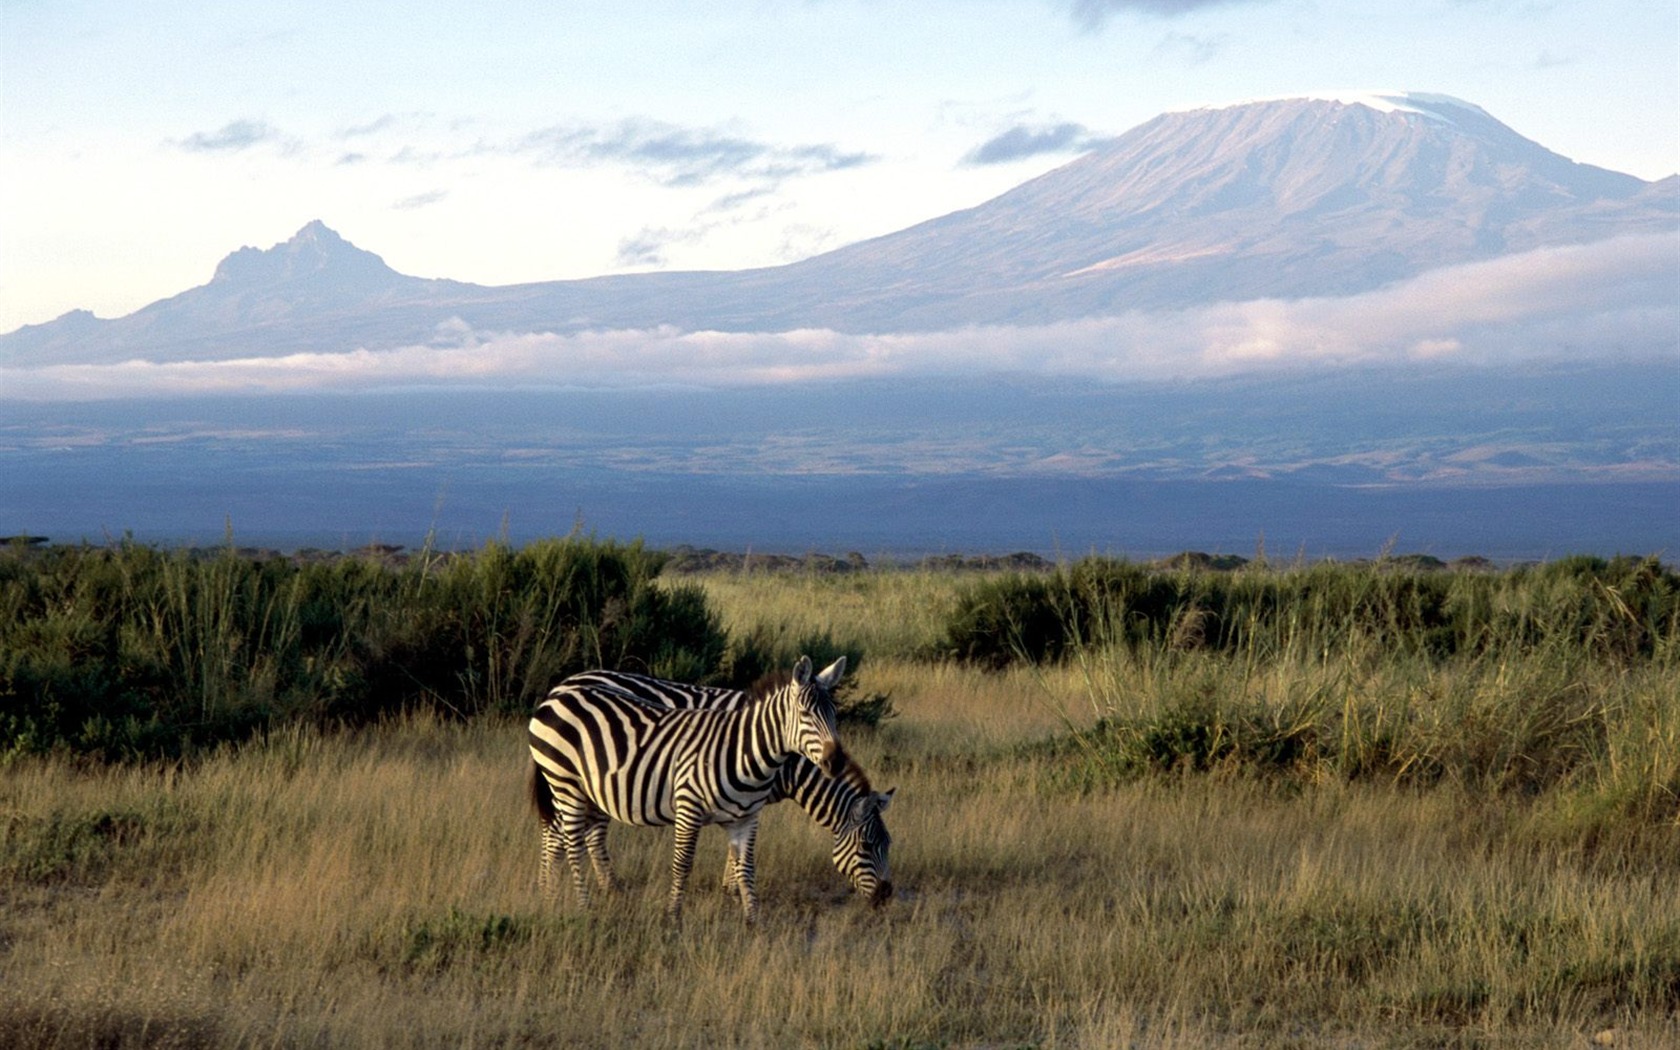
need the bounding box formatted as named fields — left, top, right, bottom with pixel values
left=2, top=557, right=1676, bottom=1047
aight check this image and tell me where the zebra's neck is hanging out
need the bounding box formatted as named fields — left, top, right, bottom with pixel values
left=725, top=687, right=801, bottom=786
left=775, top=757, right=864, bottom=830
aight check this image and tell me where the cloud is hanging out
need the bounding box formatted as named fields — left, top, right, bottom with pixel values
left=175, top=119, right=284, bottom=153
left=774, top=224, right=841, bottom=262
left=339, top=114, right=399, bottom=138
left=1153, top=30, right=1227, bottom=63
left=1070, top=0, right=1275, bottom=29
left=615, top=210, right=745, bottom=268
left=393, top=190, right=448, bottom=210
left=614, top=183, right=805, bottom=268
left=963, top=122, right=1095, bottom=165
left=514, top=118, right=874, bottom=187
left=5, top=234, right=1674, bottom=399
left=616, top=228, right=681, bottom=267
left=709, top=186, right=777, bottom=212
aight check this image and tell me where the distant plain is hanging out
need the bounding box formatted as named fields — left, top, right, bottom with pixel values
left=6, top=367, right=1677, bottom=560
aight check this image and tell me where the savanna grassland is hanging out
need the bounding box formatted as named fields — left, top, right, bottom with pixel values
left=1, top=540, right=1676, bottom=1048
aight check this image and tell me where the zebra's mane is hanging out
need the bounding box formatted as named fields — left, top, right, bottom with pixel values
left=832, top=752, right=873, bottom=794
left=747, top=667, right=840, bottom=703
left=747, top=670, right=793, bottom=700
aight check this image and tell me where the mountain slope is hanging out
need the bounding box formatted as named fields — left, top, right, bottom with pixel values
left=760, top=94, right=1671, bottom=328
left=4, top=93, right=1674, bottom=365
left=2, top=221, right=488, bottom=364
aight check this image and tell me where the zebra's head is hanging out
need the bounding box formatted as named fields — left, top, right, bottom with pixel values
left=784, top=654, right=847, bottom=778
left=835, top=786, right=895, bottom=906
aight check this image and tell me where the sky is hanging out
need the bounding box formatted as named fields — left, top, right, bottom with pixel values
left=3, top=0, right=1677, bottom=338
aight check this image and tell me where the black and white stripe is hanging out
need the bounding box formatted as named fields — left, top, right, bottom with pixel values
left=561, top=668, right=895, bottom=905
left=527, top=656, right=847, bottom=922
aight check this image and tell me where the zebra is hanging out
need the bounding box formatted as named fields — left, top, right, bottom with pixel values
left=560, top=668, right=895, bottom=906
left=527, top=655, right=847, bottom=922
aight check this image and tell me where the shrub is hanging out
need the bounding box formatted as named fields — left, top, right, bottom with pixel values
left=939, top=555, right=1678, bottom=669
left=935, top=573, right=1065, bottom=667
left=0, top=537, right=728, bottom=760
left=713, top=625, right=890, bottom=726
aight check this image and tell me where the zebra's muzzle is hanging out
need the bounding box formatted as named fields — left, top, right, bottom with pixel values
left=869, top=880, right=894, bottom=907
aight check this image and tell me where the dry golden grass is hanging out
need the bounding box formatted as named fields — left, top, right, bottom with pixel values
left=682, top=567, right=964, bottom=660
left=4, top=660, right=1675, bottom=1048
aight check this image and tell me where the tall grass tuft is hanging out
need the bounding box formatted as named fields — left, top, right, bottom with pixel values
left=943, top=556, right=1678, bottom=825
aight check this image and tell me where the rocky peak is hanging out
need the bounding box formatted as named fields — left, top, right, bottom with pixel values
left=210, top=221, right=402, bottom=289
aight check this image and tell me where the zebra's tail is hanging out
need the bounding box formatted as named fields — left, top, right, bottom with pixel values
left=527, top=758, right=557, bottom=827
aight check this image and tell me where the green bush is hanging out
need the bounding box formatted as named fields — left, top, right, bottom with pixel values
left=713, top=625, right=890, bottom=726
left=937, top=573, right=1071, bottom=667
left=940, top=555, right=1678, bottom=669
left=0, top=537, right=727, bottom=760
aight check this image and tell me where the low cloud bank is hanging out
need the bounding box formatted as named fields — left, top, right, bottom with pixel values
left=5, top=234, right=1675, bottom=400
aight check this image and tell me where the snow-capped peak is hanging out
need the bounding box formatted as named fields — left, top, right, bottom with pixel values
left=1319, top=91, right=1493, bottom=125
left=1198, top=90, right=1494, bottom=129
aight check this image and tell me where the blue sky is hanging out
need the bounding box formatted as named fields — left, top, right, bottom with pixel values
left=3, top=0, right=1676, bottom=334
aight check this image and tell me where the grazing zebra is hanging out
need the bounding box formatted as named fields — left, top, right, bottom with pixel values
left=561, top=668, right=895, bottom=906
left=527, top=656, right=847, bottom=922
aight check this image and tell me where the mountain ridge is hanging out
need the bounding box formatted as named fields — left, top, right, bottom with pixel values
left=4, top=92, right=1675, bottom=366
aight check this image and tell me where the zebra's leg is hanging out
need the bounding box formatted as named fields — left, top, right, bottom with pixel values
left=582, top=812, right=623, bottom=893
left=726, top=817, right=761, bottom=923
left=667, top=811, right=704, bottom=922
left=557, top=809, right=596, bottom=909
left=539, top=818, right=564, bottom=903
left=721, top=837, right=741, bottom=898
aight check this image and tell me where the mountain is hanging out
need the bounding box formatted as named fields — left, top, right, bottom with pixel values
left=2, top=221, right=492, bottom=364
left=766, top=93, right=1676, bottom=328
left=5, top=93, right=1675, bottom=365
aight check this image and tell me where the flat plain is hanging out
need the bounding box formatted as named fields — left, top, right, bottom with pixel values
left=2, top=560, right=1675, bottom=1048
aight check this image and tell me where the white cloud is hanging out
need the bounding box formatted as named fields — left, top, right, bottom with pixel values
left=174, top=119, right=288, bottom=153
left=3, top=234, right=1673, bottom=400
left=392, top=189, right=449, bottom=210
left=510, top=119, right=875, bottom=188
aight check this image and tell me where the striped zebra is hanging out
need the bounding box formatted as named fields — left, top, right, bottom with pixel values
left=527, top=655, right=847, bottom=922
left=561, top=668, right=895, bottom=906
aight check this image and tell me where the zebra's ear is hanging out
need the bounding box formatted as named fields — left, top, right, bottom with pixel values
left=793, top=655, right=814, bottom=687
left=875, top=788, right=895, bottom=813
left=815, top=656, right=847, bottom=690
left=846, top=794, right=877, bottom=828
